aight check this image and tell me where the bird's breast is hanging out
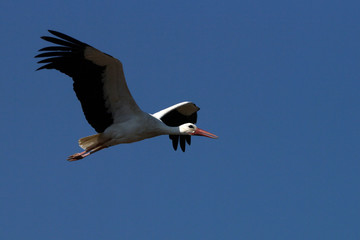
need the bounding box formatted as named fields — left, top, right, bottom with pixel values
left=102, top=115, right=165, bottom=146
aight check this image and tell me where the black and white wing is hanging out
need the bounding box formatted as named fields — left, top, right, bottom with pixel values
left=153, top=102, right=200, bottom=152
left=35, top=30, right=142, bottom=133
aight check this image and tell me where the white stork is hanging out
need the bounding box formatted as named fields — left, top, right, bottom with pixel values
left=35, top=30, right=218, bottom=161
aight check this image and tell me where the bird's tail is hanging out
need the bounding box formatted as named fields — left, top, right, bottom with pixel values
left=78, top=133, right=102, bottom=151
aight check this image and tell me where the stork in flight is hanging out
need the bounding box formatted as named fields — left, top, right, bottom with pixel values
left=35, top=30, right=218, bottom=161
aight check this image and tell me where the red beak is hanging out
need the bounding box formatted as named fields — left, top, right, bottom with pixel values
left=193, top=128, right=218, bottom=139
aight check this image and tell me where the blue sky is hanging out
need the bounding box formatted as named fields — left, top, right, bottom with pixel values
left=1, top=0, right=360, bottom=239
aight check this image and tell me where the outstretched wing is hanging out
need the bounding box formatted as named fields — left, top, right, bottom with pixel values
left=35, top=30, right=142, bottom=133
left=153, top=102, right=199, bottom=152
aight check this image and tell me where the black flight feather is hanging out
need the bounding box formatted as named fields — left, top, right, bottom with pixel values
left=35, top=30, right=113, bottom=133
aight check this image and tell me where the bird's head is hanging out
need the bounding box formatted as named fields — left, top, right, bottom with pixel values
left=179, top=123, right=218, bottom=139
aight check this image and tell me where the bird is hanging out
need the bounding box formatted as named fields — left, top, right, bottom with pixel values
left=35, top=30, right=218, bottom=161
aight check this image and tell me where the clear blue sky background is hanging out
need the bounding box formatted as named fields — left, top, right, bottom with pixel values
left=1, top=0, right=359, bottom=239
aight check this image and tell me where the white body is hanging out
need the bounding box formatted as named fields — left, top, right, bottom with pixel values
left=103, top=112, right=173, bottom=146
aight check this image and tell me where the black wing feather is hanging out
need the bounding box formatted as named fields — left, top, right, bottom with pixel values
left=40, top=36, right=79, bottom=48
left=169, top=135, right=179, bottom=151
left=36, top=52, right=71, bottom=58
left=48, top=30, right=87, bottom=45
left=39, top=46, right=72, bottom=52
left=185, top=135, right=191, bottom=145
left=179, top=136, right=186, bottom=152
left=35, top=30, right=113, bottom=133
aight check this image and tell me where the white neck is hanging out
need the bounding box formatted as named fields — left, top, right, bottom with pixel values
left=147, top=113, right=187, bottom=136
left=160, top=125, right=182, bottom=135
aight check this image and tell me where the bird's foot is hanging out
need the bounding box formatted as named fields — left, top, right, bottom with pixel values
left=66, top=145, right=106, bottom=161
left=67, top=151, right=88, bottom=161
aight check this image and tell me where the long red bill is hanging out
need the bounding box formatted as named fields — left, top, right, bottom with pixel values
left=193, top=128, right=218, bottom=139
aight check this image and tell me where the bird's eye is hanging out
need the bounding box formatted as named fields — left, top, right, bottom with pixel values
left=188, top=125, right=194, bottom=128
